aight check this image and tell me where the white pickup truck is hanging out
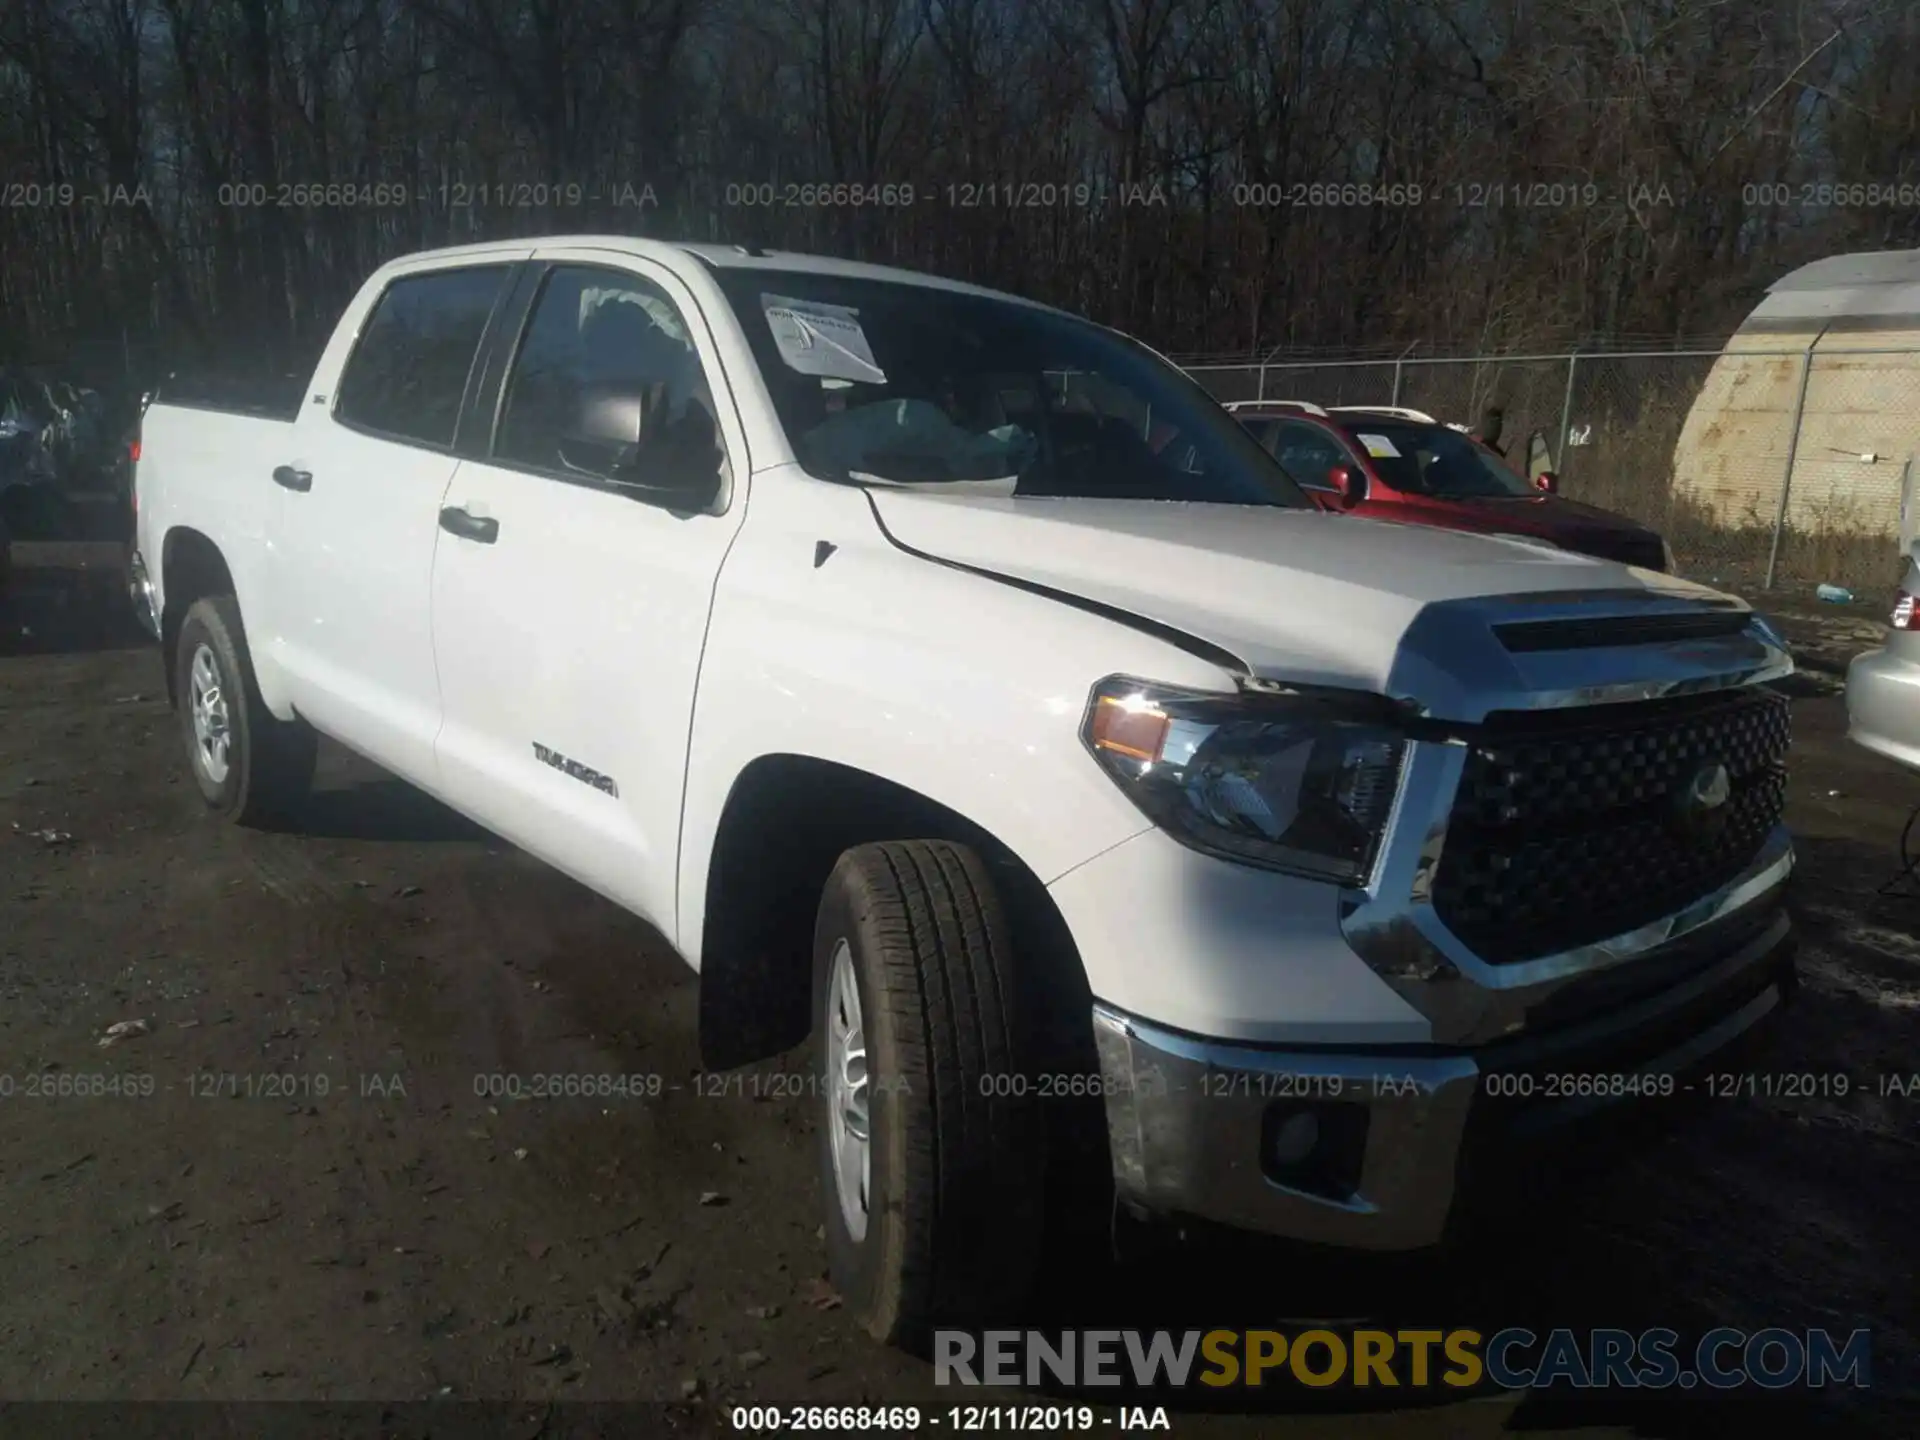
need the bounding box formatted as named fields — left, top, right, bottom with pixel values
left=131, top=237, right=1798, bottom=1345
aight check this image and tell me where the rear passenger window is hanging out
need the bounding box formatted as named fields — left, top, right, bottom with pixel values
left=334, top=267, right=508, bottom=447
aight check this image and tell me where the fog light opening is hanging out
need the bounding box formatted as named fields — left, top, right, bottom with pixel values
left=1260, top=1099, right=1370, bottom=1201
left=1270, top=1110, right=1319, bottom=1166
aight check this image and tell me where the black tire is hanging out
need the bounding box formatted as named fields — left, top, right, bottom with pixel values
left=173, top=594, right=316, bottom=824
left=813, top=840, right=1044, bottom=1348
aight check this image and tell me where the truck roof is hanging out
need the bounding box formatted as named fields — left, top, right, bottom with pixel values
left=377, top=235, right=1063, bottom=315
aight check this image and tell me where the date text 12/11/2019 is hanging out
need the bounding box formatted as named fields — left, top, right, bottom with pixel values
left=1192, top=1070, right=1920, bottom=1102
left=718, top=181, right=1174, bottom=208
left=726, top=1405, right=1172, bottom=1432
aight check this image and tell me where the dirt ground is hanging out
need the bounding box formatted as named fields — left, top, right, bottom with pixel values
left=0, top=572, right=1915, bottom=1438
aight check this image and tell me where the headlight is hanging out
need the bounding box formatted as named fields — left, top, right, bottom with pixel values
left=1081, top=677, right=1407, bottom=885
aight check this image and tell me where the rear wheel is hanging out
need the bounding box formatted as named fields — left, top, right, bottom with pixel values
left=814, top=840, right=1044, bottom=1348
left=174, top=594, right=315, bottom=824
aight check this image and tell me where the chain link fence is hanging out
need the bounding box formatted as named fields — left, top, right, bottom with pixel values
left=1187, top=346, right=1920, bottom=601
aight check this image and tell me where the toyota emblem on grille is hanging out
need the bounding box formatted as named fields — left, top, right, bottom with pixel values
left=1673, top=761, right=1732, bottom=839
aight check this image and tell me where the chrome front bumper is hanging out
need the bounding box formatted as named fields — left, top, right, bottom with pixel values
left=1093, top=898, right=1795, bottom=1250
left=1080, top=592, right=1800, bottom=1249
left=128, top=547, right=160, bottom=640
left=1846, top=646, right=1920, bottom=773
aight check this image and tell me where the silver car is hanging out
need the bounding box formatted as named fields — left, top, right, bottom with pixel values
left=1846, top=544, right=1920, bottom=771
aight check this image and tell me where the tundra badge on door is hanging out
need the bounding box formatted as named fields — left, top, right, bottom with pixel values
left=532, top=742, right=620, bottom=798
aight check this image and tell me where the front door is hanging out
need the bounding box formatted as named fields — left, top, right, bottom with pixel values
left=428, top=254, right=749, bottom=932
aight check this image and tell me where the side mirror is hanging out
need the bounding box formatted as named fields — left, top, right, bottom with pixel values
left=1533, top=471, right=1560, bottom=494
left=560, top=382, right=650, bottom=474
left=1327, top=464, right=1364, bottom=509
left=560, top=382, right=722, bottom=507
left=1525, top=428, right=1556, bottom=486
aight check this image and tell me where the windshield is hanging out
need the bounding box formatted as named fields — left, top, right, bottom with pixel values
left=711, top=269, right=1312, bottom=507
left=1342, top=420, right=1535, bottom=498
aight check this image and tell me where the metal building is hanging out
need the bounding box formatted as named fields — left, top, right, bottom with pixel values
left=1672, top=249, right=1920, bottom=547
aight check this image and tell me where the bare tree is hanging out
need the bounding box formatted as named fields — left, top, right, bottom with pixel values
left=0, top=0, right=1913, bottom=385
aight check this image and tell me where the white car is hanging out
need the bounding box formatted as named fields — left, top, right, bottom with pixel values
left=131, top=237, right=1799, bottom=1344
left=1846, top=543, right=1920, bottom=772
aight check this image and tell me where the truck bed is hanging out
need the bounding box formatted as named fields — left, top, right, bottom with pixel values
left=132, top=399, right=301, bottom=655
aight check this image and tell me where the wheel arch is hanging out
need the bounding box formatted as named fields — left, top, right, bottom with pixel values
left=694, top=753, right=1092, bottom=1074
left=158, top=525, right=236, bottom=708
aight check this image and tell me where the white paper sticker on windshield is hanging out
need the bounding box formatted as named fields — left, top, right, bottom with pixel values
left=1357, top=432, right=1401, bottom=458
left=763, top=295, right=888, bottom=384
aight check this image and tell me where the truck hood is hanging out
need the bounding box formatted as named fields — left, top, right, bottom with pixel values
left=866, top=490, right=1760, bottom=714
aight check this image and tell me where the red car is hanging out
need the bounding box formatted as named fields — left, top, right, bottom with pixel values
left=1227, top=401, right=1674, bottom=572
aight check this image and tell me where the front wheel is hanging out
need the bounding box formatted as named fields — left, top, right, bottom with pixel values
left=814, top=840, right=1044, bottom=1348
left=174, top=594, right=316, bottom=824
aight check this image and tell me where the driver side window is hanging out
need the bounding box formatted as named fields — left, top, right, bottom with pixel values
left=494, top=265, right=715, bottom=487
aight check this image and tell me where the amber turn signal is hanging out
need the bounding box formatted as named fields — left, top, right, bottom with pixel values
left=1088, top=693, right=1171, bottom=763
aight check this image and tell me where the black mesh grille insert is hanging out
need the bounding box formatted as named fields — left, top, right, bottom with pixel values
left=1431, top=687, right=1791, bottom=964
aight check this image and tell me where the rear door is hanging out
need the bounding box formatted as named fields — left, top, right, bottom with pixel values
left=427, top=253, right=750, bottom=932
left=267, top=261, right=519, bottom=785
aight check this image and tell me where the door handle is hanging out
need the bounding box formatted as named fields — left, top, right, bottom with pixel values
left=272, top=465, right=312, bottom=492
left=439, top=505, right=499, bottom=544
